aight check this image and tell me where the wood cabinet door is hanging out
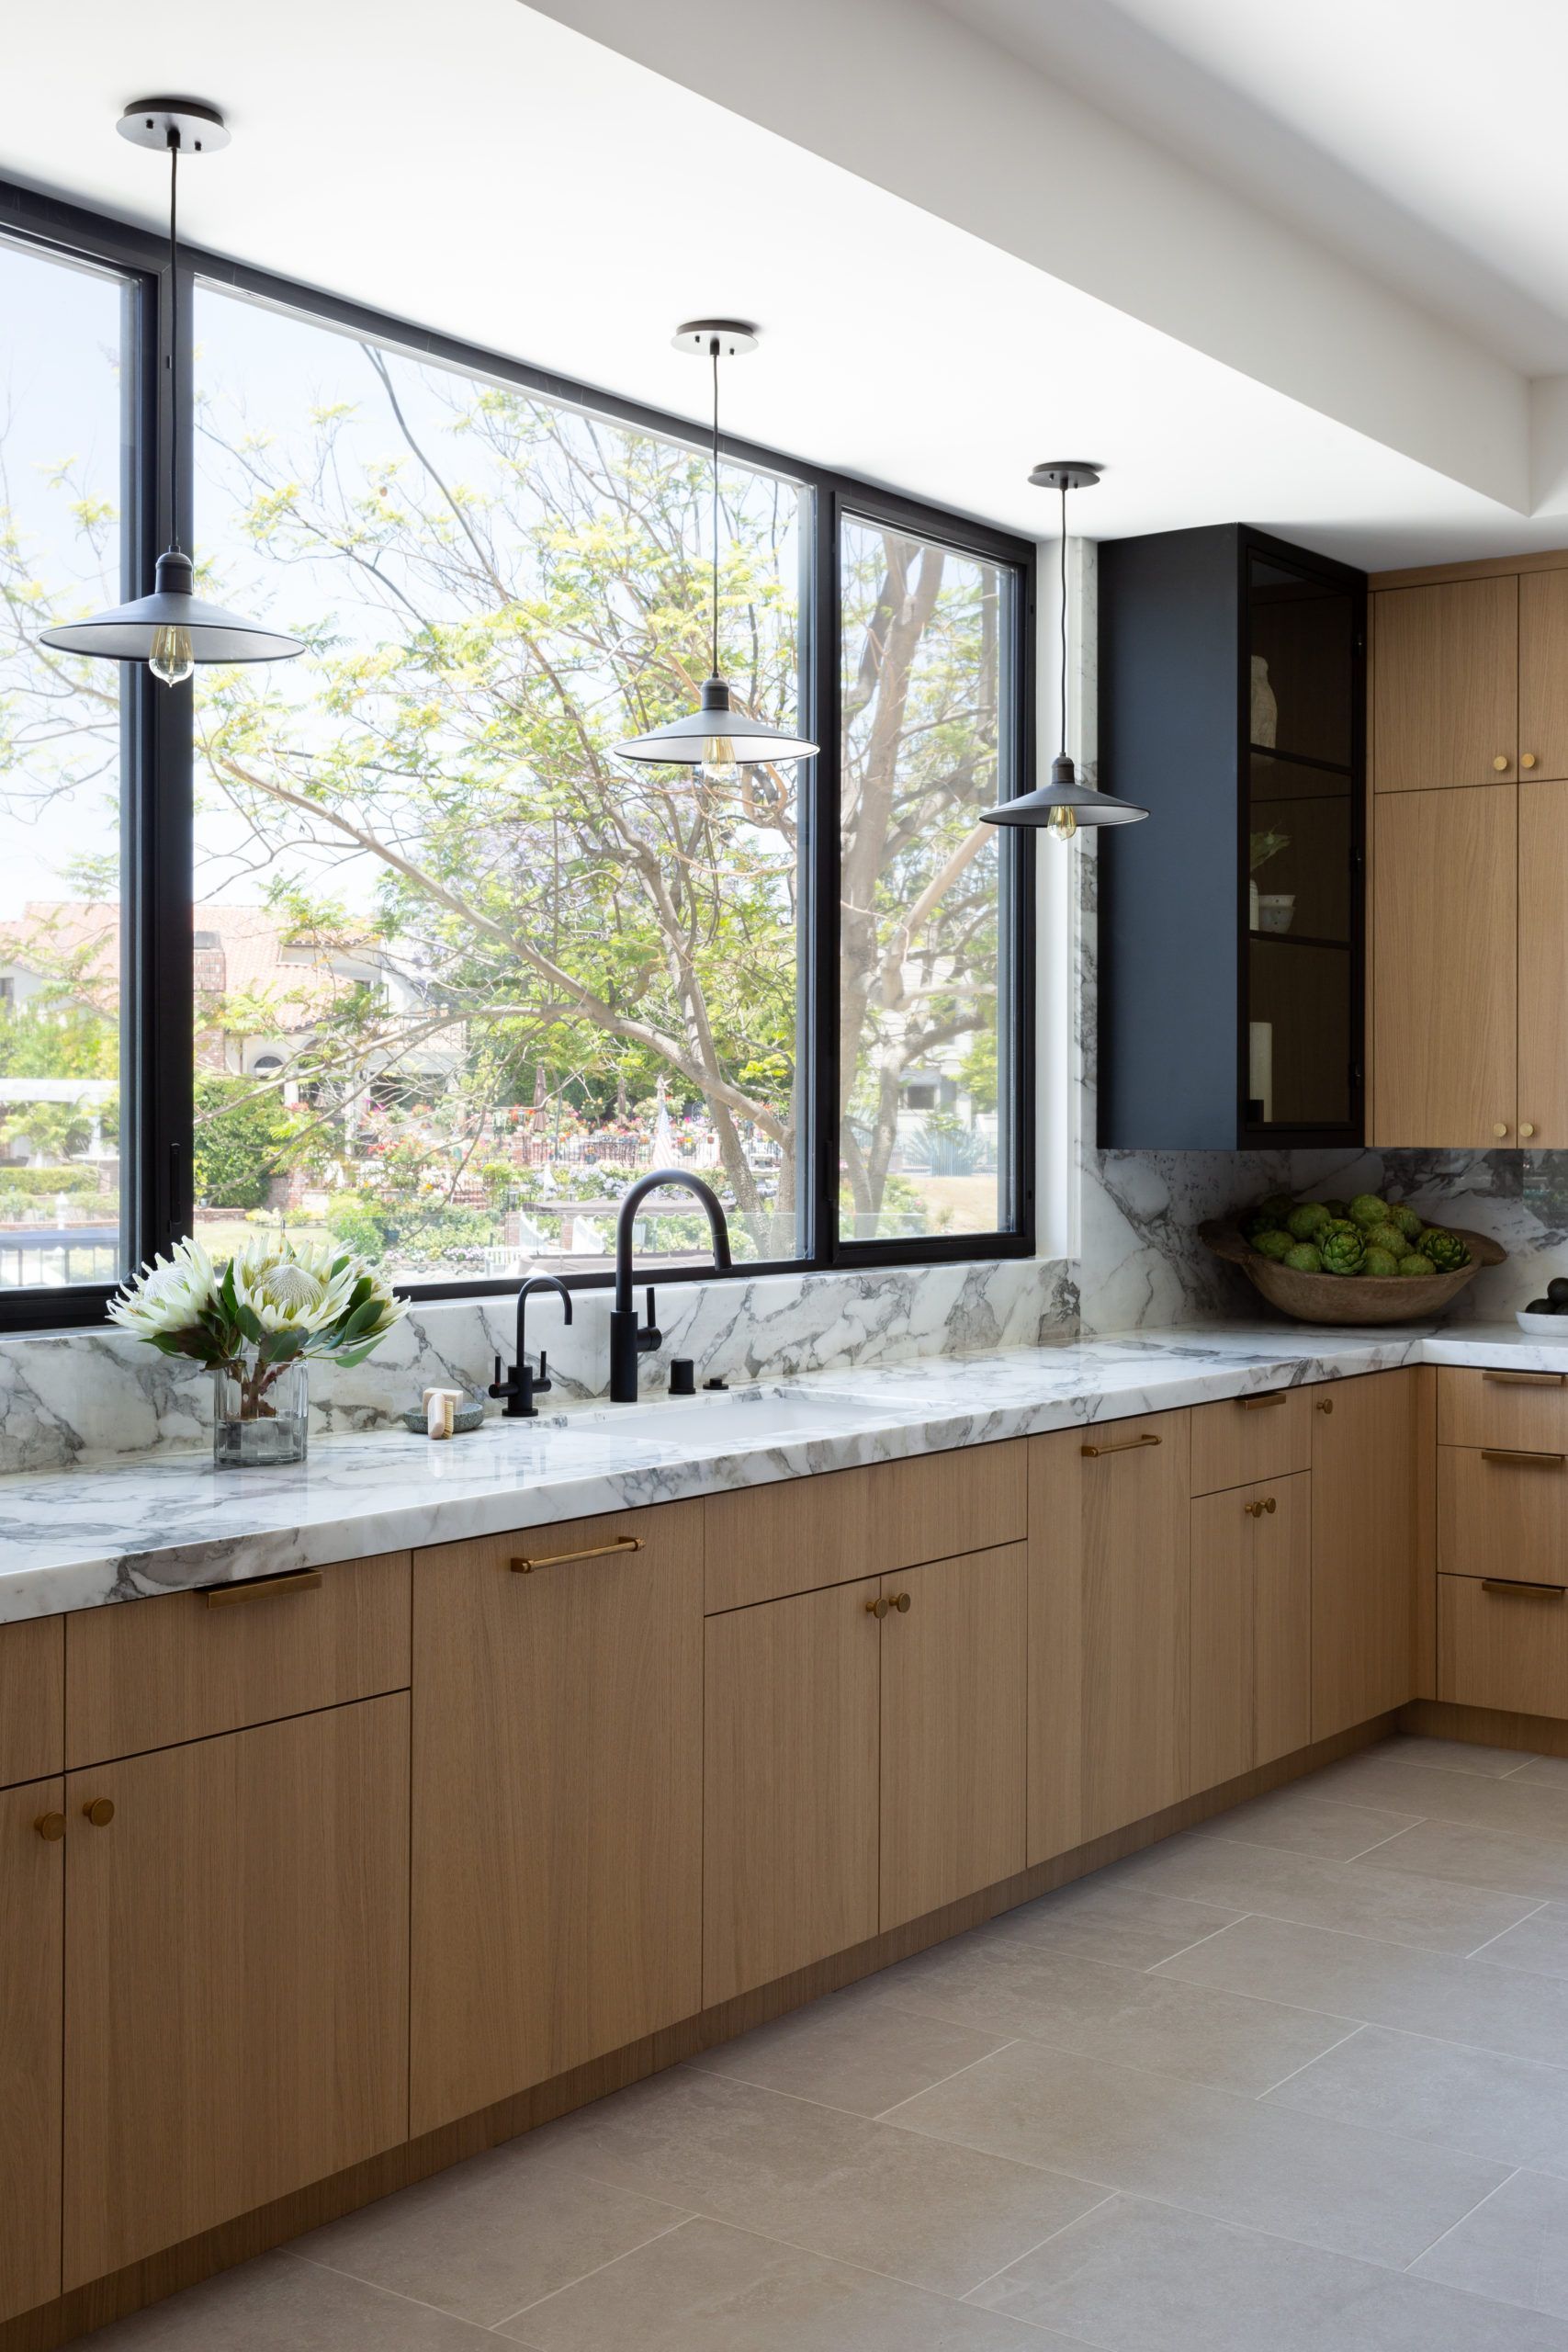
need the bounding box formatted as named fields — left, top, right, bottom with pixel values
left=1035, top=1415, right=1190, bottom=1847
left=1519, top=570, right=1568, bottom=783
left=1253, top=1471, right=1312, bottom=1767
left=1371, top=785, right=1517, bottom=1147
left=1190, top=1474, right=1312, bottom=1796
left=62, top=1697, right=409, bottom=2286
left=879, top=1545, right=1027, bottom=1931
left=1519, top=782, right=1568, bottom=1149
left=1189, top=1489, right=1255, bottom=1793
left=412, top=1509, right=702, bottom=2135
left=1372, top=576, right=1517, bottom=792
left=704, top=1580, right=880, bottom=2006
left=0, top=1778, right=62, bottom=2324
left=1312, top=1374, right=1418, bottom=1739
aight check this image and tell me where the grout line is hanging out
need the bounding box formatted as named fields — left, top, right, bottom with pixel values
left=1250, top=2019, right=1367, bottom=2102
left=491, top=2214, right=697, bottom=2328
left=1465, top=1899, right=1549, bottom=1960
left=1134, top=1917, right=1251, bottom=1972
left=873, top=2041, right=1025, bottom=2121
left=1337, top=1825, right=1426, bottom=1863
left=958, top=2191, right=1120, bottom=2301
left=1398, top=2169, right=1521, bottom=2274
left=1499, top=1758, right=1541, bottom=1779
left=283, top=2248, right=527, bottom=2335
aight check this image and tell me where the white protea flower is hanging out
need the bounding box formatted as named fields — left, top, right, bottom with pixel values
left=107, top=1236, right=220, bottom=1342
left=231, top=1235, right=359, bottom=1337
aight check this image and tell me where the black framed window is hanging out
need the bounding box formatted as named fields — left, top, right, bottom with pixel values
left=0, top=181, right=1033, bottom=1328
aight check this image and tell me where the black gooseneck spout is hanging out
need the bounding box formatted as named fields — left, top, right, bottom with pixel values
left=489, top=1272, right=574, bottom=1419
left=610, top=1170, right=731, bottom=1403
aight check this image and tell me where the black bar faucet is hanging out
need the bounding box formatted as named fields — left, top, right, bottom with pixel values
left=489, top=1273, right=573, bottom=1419
left=609, top=1170, right=730, bottom=1403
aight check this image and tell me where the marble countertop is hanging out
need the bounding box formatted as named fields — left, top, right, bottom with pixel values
left=1, top=1318, right=1562, bottom=1623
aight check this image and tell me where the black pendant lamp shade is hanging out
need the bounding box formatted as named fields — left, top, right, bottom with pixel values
left=40, top=101, right=303, bottom=684
left=981, top=462, right=1147, bottom=836
left=615, top=322, right=817, bottom=772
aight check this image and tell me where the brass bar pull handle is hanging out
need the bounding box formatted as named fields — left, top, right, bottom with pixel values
left=1244, top=1497, right=1278, bottom=1517
left=1480, top=1448, right=1567, bottom=1467
left=1483, top=1370, right=1566, bottom=1386
left=511, top=1535, right=644, bottom=1574
left=1482, top=1577, right=1566, bottom=1599
left=1240, top=1393, right=1288, bottom=1410
left=1081, top=1433, right=1161, bottom=1458
left=866, top=1595, right=890, bottom=1618
left=204, top=1566, right=323, bottom=1610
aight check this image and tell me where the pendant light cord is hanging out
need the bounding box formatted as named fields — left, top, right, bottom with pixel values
left=166, top=128, right=181, bottom=552
left=709, top=336, right=721, bottom=680
left=1059, top=481, right=1068, bottom=755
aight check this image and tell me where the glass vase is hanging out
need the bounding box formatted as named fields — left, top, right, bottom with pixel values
left=212, top=1350, right=309, bottom=1469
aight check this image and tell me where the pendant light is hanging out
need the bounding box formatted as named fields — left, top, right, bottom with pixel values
left=615, top=321, right=817, bottom=778
left=981, top=462, right=1146, bottom=836
left=40, top=99, right=304, bottom=686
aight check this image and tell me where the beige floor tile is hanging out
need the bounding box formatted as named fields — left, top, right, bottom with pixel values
left=1415, top=2171, right=1568, bottom=2315
left=1511, top=1758, right=1568, bottom=1792
left=1475, top=1904, right=1568, bottom=1981
left=686, top=1983, right=1010, bottom=2117
left=1194, top=1785, right=1420, bottom=1860
left=498, top=2219, right=1077, bottom=2350
left=1313, top=1755, right=1568, bottom=1841
left=293, top=2135, right=687, bottom=2326
left=1266, top=2023, right=1568, bottom=2177
left=1108, top=1828, right=1540, bottom=1953
left=1352, top=1818, right=1568, bottom=1904
left=71, top=2251, right=497, bottom=2352
left=973, top=1881, right=1242, bottom=1970
left=1389, top=1735, right=1536, bottom=1781
left=1156, top=1914, right=1568, bottom=2067
left=888, top=2039, right=1507, bottom=2267
left=971, top=2191, right=1568, bottom=2350
left=878, top=1935, right=1358, bottom=2096
left=542, top=2064, right=1105, bottom=2298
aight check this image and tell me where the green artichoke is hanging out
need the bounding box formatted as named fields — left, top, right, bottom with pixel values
left=1319, top=1227, right=1366, bottom=1275
left=1349, top=1193, right=1389, bottom=1228
left=1287, top=1202, right=1331, bottom=1241
left=1320, top=1198, right=1350, bottom=1219
left=1396, top=1252, right=1437, bottom=1278
left=1390, top=1204, right=1424, bottom=1241
left=1419, top=1229, right=1472, bottom=1272
left=1256, top=1193, right=1293, bottom=1222
left=1362, top=1247, right=1400, bottom=1277
left=1283, top=1243, right=1324, bottom=1272
left=1251, top=1229, right=1294, bottom=1261
left=1364, top=1221, right=1406, bottom=1258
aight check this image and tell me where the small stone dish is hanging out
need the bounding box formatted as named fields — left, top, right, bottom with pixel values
left=400, top=1400, right=486, bottom=1436
left=1516, top=1309, right=1568, bottom=1338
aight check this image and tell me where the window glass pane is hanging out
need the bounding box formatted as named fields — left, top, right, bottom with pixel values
left=0, top=238, right=126, bottom=1294
left=193, top=288, right=806, bottom=1283
left=839, top=514, right=1010, bottom=1243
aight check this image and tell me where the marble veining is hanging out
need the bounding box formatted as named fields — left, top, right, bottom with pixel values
left=0, top=1319, right=1548, bottom=1627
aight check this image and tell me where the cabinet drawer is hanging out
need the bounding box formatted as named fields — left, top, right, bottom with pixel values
left=1190, top=1388, right=1311, bottom=1496
left=705, top=1441, right=1026, bottom=1612
left=1438, top=1573, right=1568, bottom=1718
left=1438, top=1366, right=1568, bottom=1453
left=1438, top=1445, right=1568, bottom=1589
left=65, top=1552, right=412, bottom=1766
left=0, top=1616, right=62, bottom=1788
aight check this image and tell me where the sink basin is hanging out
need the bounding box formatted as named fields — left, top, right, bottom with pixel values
left=559, top=1387, right=884, bottom=1448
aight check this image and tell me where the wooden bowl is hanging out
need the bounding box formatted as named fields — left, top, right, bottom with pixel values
left=1200, top=1220, right=1506, bottom=1326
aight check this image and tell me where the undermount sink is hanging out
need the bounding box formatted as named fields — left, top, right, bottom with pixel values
left=558, top=1387, right=883, bottom=1445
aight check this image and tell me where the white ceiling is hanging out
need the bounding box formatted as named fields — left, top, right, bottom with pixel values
left=941, top=0, right=1568, bottom=374
left=0, top=0, right=1561, bottom=568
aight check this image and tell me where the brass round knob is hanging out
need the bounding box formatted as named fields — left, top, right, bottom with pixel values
left=1523, top=753, right=1539, bottom=770
left=892, top=1591, right=911, bottom=1612
left=1495, top=755, right=1511, bottom=772
left=1495, top=1123, right=1510, bottom=1139
left=1316, top=1398, right=1334, bottom=1414
left=1522, top=1124, right=1537, bottom=1139
left=866, top=1596, right=890, bottom=1619
left=82, top=1798, right=115, bottom=1828
left=34, top=1813, right=65, bottom=1842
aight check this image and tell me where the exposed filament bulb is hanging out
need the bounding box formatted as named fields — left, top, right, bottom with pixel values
left=149, top=625, right=194, bottom=687
left=1047, top=803, right=1077, bottom=841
